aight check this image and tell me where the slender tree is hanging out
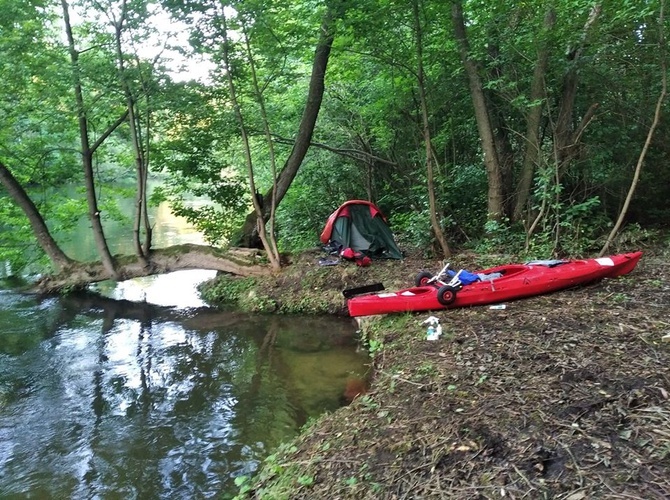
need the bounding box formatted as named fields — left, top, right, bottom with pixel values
left=600, top=0, right=666, bottom=256
left=218, top=7, right=281, bottom=270
left=513, top=8, right=555, bottom=223
left=102, top=0, right=164, bottom=263
left=413, top=0, right=451, bottom=257
left=551, top=4, right=602, bottom=176
left=233, top=3, right=338, bottom=247
left=0, top=162, right=73, bottom=271
left=107, top=0, right=151, bottom=264
left=240, top=17, right=281, bottom=264
left=61, top=0, right=120, bottom=279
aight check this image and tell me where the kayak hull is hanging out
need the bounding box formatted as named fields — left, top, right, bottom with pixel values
left=347, top=252, right=643, bottom=317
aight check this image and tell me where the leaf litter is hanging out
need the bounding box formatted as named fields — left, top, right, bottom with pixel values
left=248, top=248, right=670, bottom=499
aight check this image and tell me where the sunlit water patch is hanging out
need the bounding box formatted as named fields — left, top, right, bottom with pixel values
left=91, top=269, right=218, bottom=308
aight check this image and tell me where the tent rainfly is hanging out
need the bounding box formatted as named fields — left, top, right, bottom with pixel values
left=320, top=200, right=403, bottom=259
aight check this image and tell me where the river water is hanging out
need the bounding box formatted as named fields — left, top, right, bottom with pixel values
left=0, top=200, right=368, bottom=498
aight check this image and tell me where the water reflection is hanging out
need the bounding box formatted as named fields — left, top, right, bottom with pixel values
left=1, top=190, right=368, bottom=497
left=92, top=269, right=218, bottom=308
left=0, top=293, right=368, bottom=498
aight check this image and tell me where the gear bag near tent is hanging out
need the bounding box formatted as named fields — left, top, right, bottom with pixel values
left=320, top=200, right=403, bottom=260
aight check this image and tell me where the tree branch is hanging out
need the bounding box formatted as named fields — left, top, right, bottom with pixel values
left=270, top=134, right=396, bottom=166
left=90, top=109, right=130, bottom=154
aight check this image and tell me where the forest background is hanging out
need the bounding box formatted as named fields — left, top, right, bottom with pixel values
left=1, top=0, right=668, bottom=285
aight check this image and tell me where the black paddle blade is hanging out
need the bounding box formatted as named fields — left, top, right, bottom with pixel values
left=342, top=283, right=385, bottom=299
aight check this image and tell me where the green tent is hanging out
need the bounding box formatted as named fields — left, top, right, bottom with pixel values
left=319, top=200, right=403, bottom=259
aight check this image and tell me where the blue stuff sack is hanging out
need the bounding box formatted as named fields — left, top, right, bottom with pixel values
left=446, top=269, right=480, bottom=285
left=456, top=269, right=480, bottom=285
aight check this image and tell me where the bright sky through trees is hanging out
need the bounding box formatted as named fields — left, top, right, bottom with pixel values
left=65, top=2, right=214, bottom=82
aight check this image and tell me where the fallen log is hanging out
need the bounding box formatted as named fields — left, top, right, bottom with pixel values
left=32, top=244, right=272, bottom=295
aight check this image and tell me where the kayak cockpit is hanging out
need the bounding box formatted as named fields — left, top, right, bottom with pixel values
left=476, top=264, right=529, bottom=282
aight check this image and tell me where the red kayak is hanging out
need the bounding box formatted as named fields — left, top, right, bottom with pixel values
left=347, top=251, right=643, bottom=317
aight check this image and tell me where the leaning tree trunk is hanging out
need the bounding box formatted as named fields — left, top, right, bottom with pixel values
left=232, top=6, right=337, bottom=248
left=243, top=22, right=282, bottom=266
left=413, top=0, right=450, bottom=257
left=219, top=9, right=281, bottom=271
left=552, top=4, right=601, bottom=176
left=0, top=162, right=73, bottom=272
left=600, top=1, right=666, bottom=256
left=513, top=8, right=555, bottom=223
left=533, top=4, right=600, bottom=250
left=112, top=10, right=149, bottom=266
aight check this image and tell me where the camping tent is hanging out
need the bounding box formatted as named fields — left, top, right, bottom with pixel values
left=319, top=200, right=403, bottom=259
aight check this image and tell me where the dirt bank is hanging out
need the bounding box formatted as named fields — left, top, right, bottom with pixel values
left=233, top=247, right=670, bottom=499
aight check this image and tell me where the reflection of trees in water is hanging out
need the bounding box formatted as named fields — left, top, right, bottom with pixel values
left=233, top=319, right=310, bottom=454
left=0, top=293, right=64, bottom=355
left=1, top=291, right=364, bottom=497
left=4, top=292, right=253, bottom=496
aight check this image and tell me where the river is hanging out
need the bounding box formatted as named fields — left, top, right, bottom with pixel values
left=0, top=198, right=368, bottom=498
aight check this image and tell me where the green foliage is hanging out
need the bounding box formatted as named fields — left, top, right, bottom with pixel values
left=473, top=196, right=611, bottom=258
left=278, top=291, right=340, bottom=315
left=166, top=197, right=246, bottom=246
left=355, top=314, right=419, bottom=356
left=354, top=323, right=383, bottom=355
left=297, top=475, right=315, bottom=487
left=390, top=210, right=433, bottom=254
left=273, top=151, right=370, bottom=252
left=556, top=197, right=609, bottom=254
left=609, top=223, right=659, bottom=251
left=2, top=0, right=669, bottom=275
left=233, top=475, right=252, bottom=497
left=232, top=441, right=308, bottom=500
left=443, top=163, right=489, bottom=241
left=473, top=218, right=526, bottom=256
left=366, top=338, right=384, bottom=356
left=151, top=81, right=251, bottom=244
left=238, top=290, right=278, bottom=313
left=200, top=274, right=279, bottom=313
left=0, top=197, right=51, bottom=276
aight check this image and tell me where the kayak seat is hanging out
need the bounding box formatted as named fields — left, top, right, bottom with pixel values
left=477, top=271, right=503, bottom=282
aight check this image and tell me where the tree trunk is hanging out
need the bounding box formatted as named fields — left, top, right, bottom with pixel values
left=112, top=7, right=150, bottom=266
left=0, top=162, right=73, bottom=272
left=220, top=9, right=281, bottom=271
left=32, top=244, right=271, bottom=294
left=452, top=1, right=504, bottom=220
left=552, top=4, right=601, bottom=174
left=233, top=6, right=337, bottom=247
left=413, top=0, right=450, bottom=257
left=61, top=0, right=119, bottom=279
left=484, top=42, right=515, bottom=219
left=491, top=110, right=515, bottom=217
left=513, top=8, right=555, bottom=223
left=524, top=5, right=600, bottom=250
left=243, top=20, right=282, bottom=268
